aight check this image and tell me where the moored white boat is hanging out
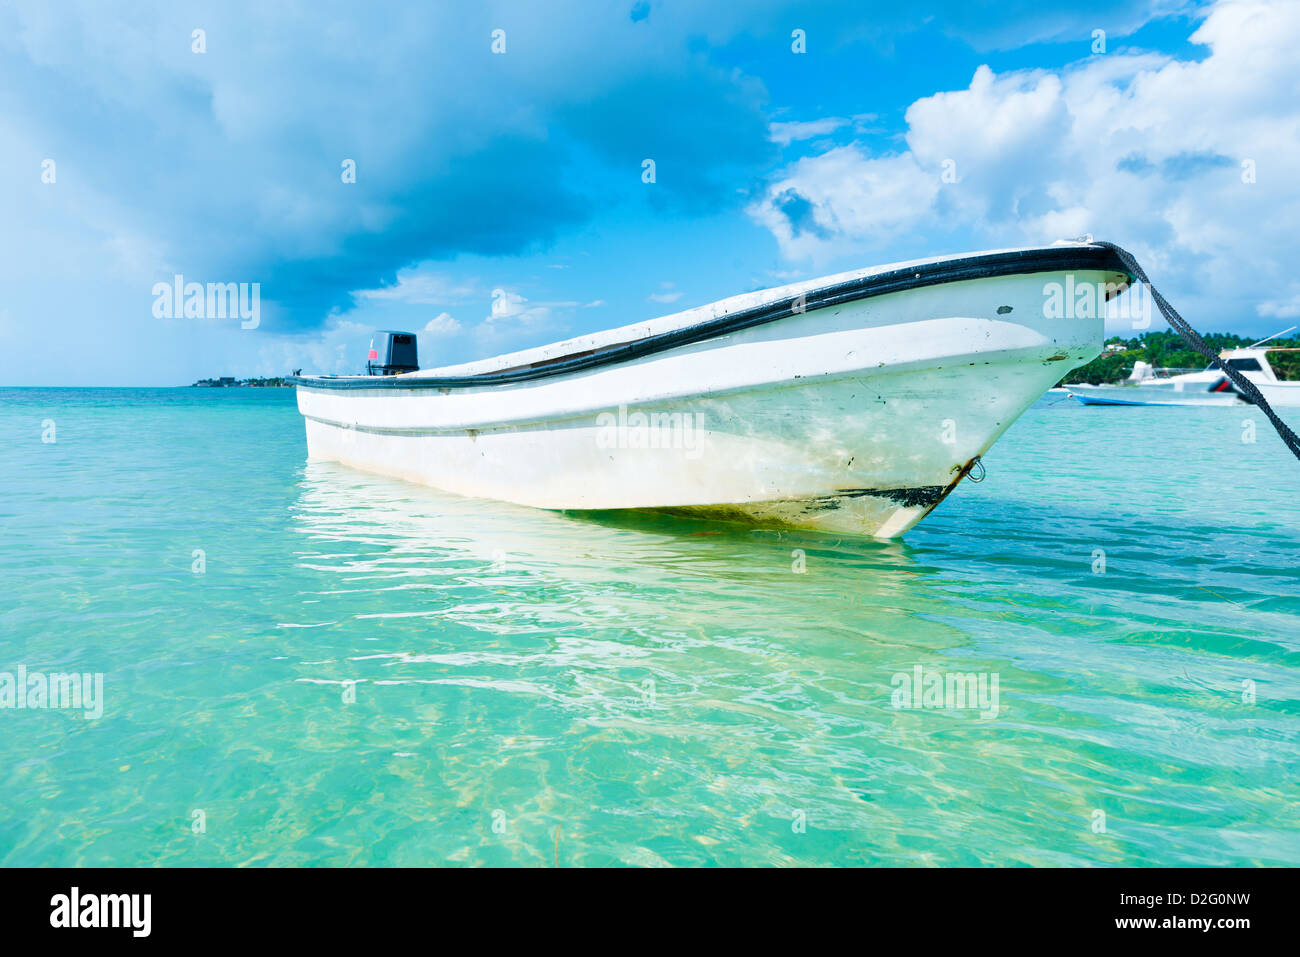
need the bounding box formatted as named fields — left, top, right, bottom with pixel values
left=1067, top=337, right=1300, bottom=407
left=291, top=242, right=1131, bottom=538
left=1067, top=359, right=1244, bottom=406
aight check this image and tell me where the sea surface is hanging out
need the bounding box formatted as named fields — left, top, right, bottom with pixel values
left=1, top=387, right=1297, bottom=867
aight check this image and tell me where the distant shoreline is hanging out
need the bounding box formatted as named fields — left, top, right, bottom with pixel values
left=192, top=377, right=292, bottom=388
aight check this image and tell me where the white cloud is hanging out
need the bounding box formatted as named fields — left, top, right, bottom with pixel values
left=485, top=288, right=582, bottom=326
left=767, top=113, right=879, bottom=146
left=423, top=312, right=462, bottom=335
left=488, top=288, right=535, bottom=322
left=747, top=0, right=1300, bottom=329
left=1259, top=296, right=1300, bottom=320
left=749, top=147, right=940, bottom=262
left=768, top=117, right=849, bottom=145
left=353, top=269, right=478, bottom=306
left=254, top=315, right=375, bottom=378
left=648, top=282, right=683, bottom=304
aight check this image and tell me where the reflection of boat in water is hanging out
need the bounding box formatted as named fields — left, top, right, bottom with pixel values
left=291, top=242, right=1131, bottom=539
left=1067, top=329, right=1300, bottom=407
left=290, top=459, right=923, bottom=610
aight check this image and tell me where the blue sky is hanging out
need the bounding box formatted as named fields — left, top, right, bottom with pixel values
left=3, top=0, right=1298, bottom=385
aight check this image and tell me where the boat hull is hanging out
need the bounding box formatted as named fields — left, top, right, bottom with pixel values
left=295, top=261, right=1115, bottom=538
left=1254, top=381, right=1300, bottom=407
left=1066, top=383, right=1242, bottom=407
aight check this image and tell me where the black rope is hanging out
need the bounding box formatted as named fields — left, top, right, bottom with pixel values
left=1096, top=242, right=1300, bottom=462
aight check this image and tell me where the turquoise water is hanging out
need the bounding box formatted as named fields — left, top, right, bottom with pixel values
left=1, top=387, right=1297, bottom=867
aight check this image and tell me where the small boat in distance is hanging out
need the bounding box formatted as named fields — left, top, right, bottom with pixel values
left=290, top=241, right=1131, bottom=538
left=1066, top=328, right=1300, bottom=407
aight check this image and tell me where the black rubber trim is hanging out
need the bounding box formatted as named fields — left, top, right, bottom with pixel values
left=290, top=244, right=1132, bottom=391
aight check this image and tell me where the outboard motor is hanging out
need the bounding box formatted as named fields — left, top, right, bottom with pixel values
left=367, top=331, right=419, bottom=375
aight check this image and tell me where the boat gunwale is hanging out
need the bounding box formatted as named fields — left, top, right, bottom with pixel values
left=289, top=244, right=1133, bottom=392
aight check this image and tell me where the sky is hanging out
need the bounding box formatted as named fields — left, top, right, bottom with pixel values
left=2, top=0, right=1298, bottom=385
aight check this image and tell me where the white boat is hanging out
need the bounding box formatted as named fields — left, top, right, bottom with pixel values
left=1254, top=380, right=1300, bottom=406
left=291, top=242, right=1131, bottom=538
left=1250, top=338, right=1300, bottom=406
left=1066, top=358, right=1245, bottom=406
left=1067, top=333, right=1300, bottom=407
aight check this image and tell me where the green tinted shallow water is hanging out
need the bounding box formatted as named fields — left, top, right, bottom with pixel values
left=0, top=387, right=1297, bottom=867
